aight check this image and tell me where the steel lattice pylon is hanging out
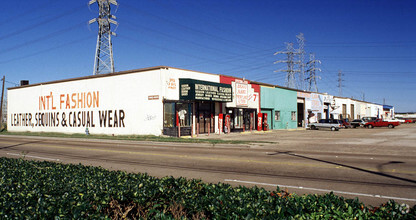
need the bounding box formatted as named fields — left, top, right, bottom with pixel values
left=89, top=0, right=118, bottom=75
left=274, top=42, right=301, bottom=89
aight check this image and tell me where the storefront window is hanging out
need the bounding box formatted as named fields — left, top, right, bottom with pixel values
left=234, top=109, right=244, bottom=129
left=163, top=103, right=175, bottom=127
left=176, top=103, right=191, bottom=127
left=275, top=111, right=280, bottom=121
left=291, top=111, right=296, bottom=121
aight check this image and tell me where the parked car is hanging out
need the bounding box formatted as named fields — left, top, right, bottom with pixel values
left=340, top=119, right=352, bottom=128
left=386, top=118, right=405, bottom=123
left=365, top=119, right=400, bottom=129
left=362, top=117, right=377, bottom=122
left=404, top=119, right=415, bottom=123
left=309, top=119, right=343, bottom=131
left=350, top=119, right=366, bottom=128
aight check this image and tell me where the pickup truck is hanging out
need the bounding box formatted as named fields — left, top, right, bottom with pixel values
left=365, top=119, right=400, bottom=129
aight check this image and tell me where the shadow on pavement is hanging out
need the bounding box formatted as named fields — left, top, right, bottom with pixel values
left=0, top=140, right=44, bottom=150
left=268, top=151, right=416, bottom=185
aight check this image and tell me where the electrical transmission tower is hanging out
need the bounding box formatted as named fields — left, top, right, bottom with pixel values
left=306, top=53, right=321, bottom=92
left=274, top=42, right=301, bottom=89
left=296, top=33, right=306, bottom=90
left=338, top=70, right=344, bottom=96
left=89, top=0, right=118, bottom=75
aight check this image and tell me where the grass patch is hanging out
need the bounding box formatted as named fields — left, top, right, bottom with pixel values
left=0, top=131, right=263, bottom=145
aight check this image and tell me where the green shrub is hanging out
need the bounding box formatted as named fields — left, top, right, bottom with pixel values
left=1, top=157, right=414, bottom=219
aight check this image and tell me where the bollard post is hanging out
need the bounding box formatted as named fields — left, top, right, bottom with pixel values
left=178, top=123, right=181, bottom=138
left=227, top=118, right=231, bottom=134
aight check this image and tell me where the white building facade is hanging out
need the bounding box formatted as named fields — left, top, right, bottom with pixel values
left=8, top=66, right=235, bottom=136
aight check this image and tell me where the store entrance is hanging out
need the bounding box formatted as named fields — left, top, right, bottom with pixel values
left=197, top=102, right=214, bottom=134
left=297, top=102, right=305, bottom=127
left=243, top=109, right=257, bottom=131
left=198, top=112, right=214, bottom=134
left=227, top=108, right=257, bottom=131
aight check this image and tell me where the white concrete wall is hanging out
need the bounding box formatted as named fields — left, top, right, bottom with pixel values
left=8, top=70, right=166, bottom=135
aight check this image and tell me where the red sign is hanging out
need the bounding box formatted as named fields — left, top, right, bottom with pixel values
left=218, top=113, right=224, bottom=134
left=257, top=113, right=263, bottom=131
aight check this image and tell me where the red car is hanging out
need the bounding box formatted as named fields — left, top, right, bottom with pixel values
left=404, top=119, right=414, bottom=123
left=365, top=119, right=400, bottom=128
left=341, top=119, right=352, bottom=128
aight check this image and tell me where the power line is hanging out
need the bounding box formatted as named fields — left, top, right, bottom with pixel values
left=121, top=20, right=239, bottom=56
left=328, top=70, right=415, bottom=74
left=149, top=0, right=274, bottom=48
left=0, top=0, right=58, bottom=27
left=121, top=2, right=258, bottom=50
left=0, top=35, right=94, bottom=64
left=179, top=47, right=281, bottom=69
left=0, top=22, right=85, bottom=54
left=0, top=5, right=84, bottom=41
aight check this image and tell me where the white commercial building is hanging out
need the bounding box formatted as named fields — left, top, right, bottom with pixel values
left=7, top=66, right=236, bottom=136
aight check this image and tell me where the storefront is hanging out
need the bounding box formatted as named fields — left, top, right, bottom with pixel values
left=169, top=78, right=232, bottom=135
left=7, top=66, right=233, bottom=137
left=220, top=76, right=260, bottom=132
left=260, top=85, right=297, bottom=130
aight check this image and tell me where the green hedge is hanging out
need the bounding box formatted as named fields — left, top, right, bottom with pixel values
left=1, top=157, right=414, bottom=219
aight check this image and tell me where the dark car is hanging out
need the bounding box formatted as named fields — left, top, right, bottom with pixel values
left=350, top=119, right=366, bottom=128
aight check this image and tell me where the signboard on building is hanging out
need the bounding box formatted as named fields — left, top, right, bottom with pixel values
left=179, top=79, right=232, bottom=102
left=235, top=80, right=248, bottom=106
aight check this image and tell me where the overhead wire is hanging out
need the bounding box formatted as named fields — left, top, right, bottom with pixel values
left=121, top=2, right=259, bottom=50
left=118, top=34, right=236, bottom=65
left=0, top=0, right=58, bottom=27
left=121, top=19, right=240, bottom=56
left=149, top=0, right=273, bottom=49
left=0, top=35, right=95, bottom=64
left=0, top=22, right=86, bottom=54
left=0, top=4, right=85, bottom=41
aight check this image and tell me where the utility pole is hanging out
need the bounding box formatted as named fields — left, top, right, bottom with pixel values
left=274, top=42, right=301, bottom=89
left=338, top=70, right=344, bottom=96
left=306, top=53, right=321, bottom=92
left=296, top=33, right=306, bottom=90
left=362, top=92, right=365, bottom=101
left=89, top=0, right=118, bottom=75
left=0, top=76, right=5, bottom=128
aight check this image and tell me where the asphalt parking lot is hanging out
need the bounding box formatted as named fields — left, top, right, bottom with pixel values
left=195, top=123, right=416, bottom=156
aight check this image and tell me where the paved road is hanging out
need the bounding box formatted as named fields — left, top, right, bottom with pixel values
left=1, top=124, right=415, bottom=206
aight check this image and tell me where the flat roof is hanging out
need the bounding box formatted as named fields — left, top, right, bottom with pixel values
left=8, top=66, right=389, bottom=107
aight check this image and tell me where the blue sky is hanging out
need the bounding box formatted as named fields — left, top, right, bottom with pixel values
left=1, top=0, right=415, bottom=111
